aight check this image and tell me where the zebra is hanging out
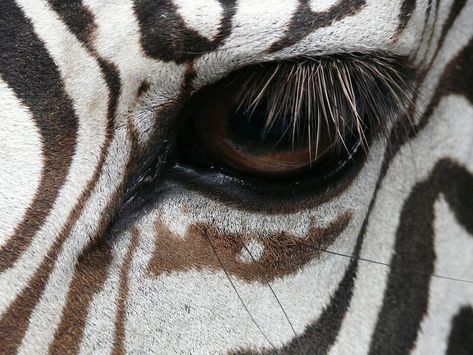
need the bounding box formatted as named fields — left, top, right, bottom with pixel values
left=0, top=0, right=472, bottom=353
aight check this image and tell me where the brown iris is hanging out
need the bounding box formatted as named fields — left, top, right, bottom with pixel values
left=181, top=65, right=338, bottom=178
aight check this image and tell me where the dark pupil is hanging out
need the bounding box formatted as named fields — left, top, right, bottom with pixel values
left=227, top=99, right=309, bottom=150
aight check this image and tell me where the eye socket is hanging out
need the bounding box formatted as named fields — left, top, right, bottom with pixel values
left=177, top=54, right=414, bottom=181
left=120, top=54, right=414, bottom=217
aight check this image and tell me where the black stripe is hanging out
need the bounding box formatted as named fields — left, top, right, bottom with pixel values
left=272, top=236, right=363, bottom=354
left=269, top=8, right=472, bottom=353
left=415, top=0, right=434, bottom=59
left=428, top=0, right=469, bottom=69
left=369, top=159, right=473, bottom=355
left=423, top=0, right=442, bottom=61
left=419, top=36, right=473, bottom=137
left=396, top=0, right=417, bottom=36
left=39, top=5, right=124, bottom=350
left=447, top=306, right=473, bottom=355
left=47, top=0, right=121, bottom=134
left=365, top=32, right=473, bottom=355
left=0, top=0, right=78, bottom=271
left=133, top=0, right=236, bottom=63
left=261, top=137, right=394, bottom=354
left=48, top=0, right=96, bottom=47
left=269, top=0, right=366, bottom=53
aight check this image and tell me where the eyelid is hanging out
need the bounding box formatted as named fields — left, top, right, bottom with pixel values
left=119, top=53, right=416, bottom=219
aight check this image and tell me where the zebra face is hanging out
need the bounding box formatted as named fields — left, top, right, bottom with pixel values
left=1, top=0, right=472, bottom=354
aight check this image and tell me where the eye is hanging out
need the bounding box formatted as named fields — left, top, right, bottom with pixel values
left=180, top=68, right=340, bottom=178
left=121, top=54, right=415, bottom=215
left=177, top=54, right=414, bottom=182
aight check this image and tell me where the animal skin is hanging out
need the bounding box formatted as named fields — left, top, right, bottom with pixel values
left=0, top=0, right=472, bottom=354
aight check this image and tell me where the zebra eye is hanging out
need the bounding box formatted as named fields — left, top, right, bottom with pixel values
left=177, top=54, right=414, bottom=181
left=180, top=75, right=340, bottom=178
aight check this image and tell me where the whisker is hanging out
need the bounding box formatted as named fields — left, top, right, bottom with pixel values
left=241, top=243, right=305, bottom=354
left=314, top=247, right=473, bottom=285
left=203, top=232, right=276, bottom=349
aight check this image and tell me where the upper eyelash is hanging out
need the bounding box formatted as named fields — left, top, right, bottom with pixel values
left=232, top=52, right=418, bottom=154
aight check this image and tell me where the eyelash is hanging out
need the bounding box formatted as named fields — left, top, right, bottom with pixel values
left=233, top=53, right=416, bottom=152
left=119, top=53, right=416, bottom=219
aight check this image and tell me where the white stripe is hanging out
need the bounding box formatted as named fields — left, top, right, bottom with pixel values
left=0, top=0, right=108, bottom=314
left=173, top=0, right=224, bottom=41
left=18, top=129, right=131, bottom=355
left=412, top=198, right=473, bottom=355
left=330, top=95, right=473, bottom=354
left=309, top=0, right=340, bottom=13
left=413, top=0, right=473, bottom=125
left=423, top=0, right=455, bottom=64
left=0, top=79, right=43, bottom=245
left=277, top=0, right=423, bottom=58
left=414, top=0, right=443, bottom=64
left=83, top=0, right=185, bottom=147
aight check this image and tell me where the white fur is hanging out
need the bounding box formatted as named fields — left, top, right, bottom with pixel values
left=18, top=128, right=131, bottom=354
left=1, top=0, right=472, bottom=353
left=0, top=80, right=42, bottom=244
left=413, top=197, right=473, bottom=355
left=329, top=94, right=473, bottom=355
left=239, top=239, right=265, bottom=263
left=275, top=0, right=428, bottom=58
left=0, top=0, right=108, bottom=314
left=173, top=0, right=224, bottom=41
left=309, top=0, right=342, bottom=13
left=83, top=0, right=186, bottom=146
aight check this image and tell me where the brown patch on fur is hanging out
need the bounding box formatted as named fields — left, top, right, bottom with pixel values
left=179, top=203, right=191, bottom=215
left=148, top=213, right=351, bottom=283
left=112, top=227, right=141, bottom=355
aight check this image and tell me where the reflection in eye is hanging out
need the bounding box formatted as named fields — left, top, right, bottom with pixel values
left=178, top=54, right=414, bottom=179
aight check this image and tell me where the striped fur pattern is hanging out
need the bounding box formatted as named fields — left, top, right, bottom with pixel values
left=0, top=0, right=472, bottom=353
